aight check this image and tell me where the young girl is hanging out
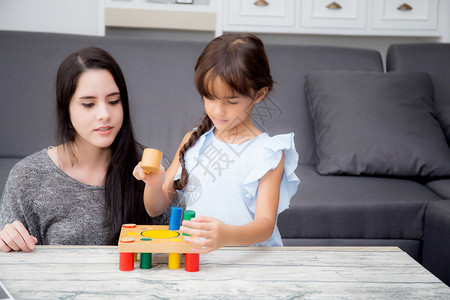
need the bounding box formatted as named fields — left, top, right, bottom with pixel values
left=134, top=33, right=299, bottom=253
left=0, top=47, right=170, bottom=252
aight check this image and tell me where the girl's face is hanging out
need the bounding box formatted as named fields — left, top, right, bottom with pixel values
left=203, top=77, right=266, bottom=138
left=69, top=69, right=123, bottom=150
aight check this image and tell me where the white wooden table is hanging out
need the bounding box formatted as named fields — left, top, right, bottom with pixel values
left=0, top=246, right=448, bottom=299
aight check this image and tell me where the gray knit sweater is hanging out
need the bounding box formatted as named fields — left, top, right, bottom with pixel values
left=0, top=148, right=171, bottom=245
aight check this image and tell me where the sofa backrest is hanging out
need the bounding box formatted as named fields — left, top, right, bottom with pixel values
left=0, top=30, right=383, bottom=195
left=386, top=43, right=450, bottom=145
left=263, top=44, right=383, bottom=164
left=0, top=30, right=205, bottom=160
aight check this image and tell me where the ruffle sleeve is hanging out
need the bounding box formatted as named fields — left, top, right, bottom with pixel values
left=242, top=133, right=300, bottom=214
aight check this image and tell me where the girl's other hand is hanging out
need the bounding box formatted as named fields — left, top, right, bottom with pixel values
left=180, top=216, right=230, bottom=254
left=0, top=221, right=37, bottom=252
left=132, top=162, right=165, bottom=188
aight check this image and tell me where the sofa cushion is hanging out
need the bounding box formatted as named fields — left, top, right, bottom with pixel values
left=426, top=179, right=450, bottom=199
left=278, top=165, right=442, bottom=240
left=387, top=43, right=450, bottom=145
left=305, top=71, right=450, bottom=178
left=262, top=44, right=383, bottom=165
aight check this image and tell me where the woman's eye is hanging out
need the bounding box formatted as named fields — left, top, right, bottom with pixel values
left=228, top=101, right=239, bottom=105
left=82, top=103, right=94, bottom=108
left=109, top=99, right=120, bottom=105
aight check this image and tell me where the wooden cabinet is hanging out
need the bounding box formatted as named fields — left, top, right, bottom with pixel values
left=372, top=0, right=439, bottom=32
left=221, top=0, right=445, bottom=38
left=223, top=0, right=296, bottom=32
left=103, top=0, right=448, bottom=41
left=301, top=0, right=367, bottom=29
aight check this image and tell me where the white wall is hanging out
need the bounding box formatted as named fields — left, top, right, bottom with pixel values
left=1, top=0, right=447, bottom=48
left=0, top=0, right=104, bottom=36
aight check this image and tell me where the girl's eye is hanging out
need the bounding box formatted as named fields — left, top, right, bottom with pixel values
left=82, top=103, right=94, bottom=108
left=109, top=99, right=120, bottom=105
left=228, top=101, right=239, bottom=105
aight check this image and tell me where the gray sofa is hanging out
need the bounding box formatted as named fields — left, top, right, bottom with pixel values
left=1, top=31, right=449, bottom=286
left=386, top=43, right=450, bottom=287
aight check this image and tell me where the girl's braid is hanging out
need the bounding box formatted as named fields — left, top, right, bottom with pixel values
left=173, top=115, right=213, bottom=190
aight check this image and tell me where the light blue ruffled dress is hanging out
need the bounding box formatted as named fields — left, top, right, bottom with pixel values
left=174, top=127, right=300, bottom=246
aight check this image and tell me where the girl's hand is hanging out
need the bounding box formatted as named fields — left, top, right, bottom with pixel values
left=132, top=162, right=165, bottom=188
left=180, top=216, right=230, bottom=254
left=0, top=221, right=37, bottom=252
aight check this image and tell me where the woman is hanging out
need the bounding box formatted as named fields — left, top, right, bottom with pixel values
left=0, top=47, right=170, bottom=252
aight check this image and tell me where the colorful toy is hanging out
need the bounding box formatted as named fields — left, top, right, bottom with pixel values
left=182, top=209, right=199, bottom=272
left=118, top=208, right=199, bottom=272
left=119, top=149, right=199, bottom=271
left=141, top=148, right=162, bottom=174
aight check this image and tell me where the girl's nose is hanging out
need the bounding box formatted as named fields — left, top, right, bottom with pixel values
left=97, top=102, right=111, bottom=120
left=214, top=101, right=226, bottom=116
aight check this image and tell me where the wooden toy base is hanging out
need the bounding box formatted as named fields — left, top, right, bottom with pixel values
left=118, top=224, right=199, bottom=272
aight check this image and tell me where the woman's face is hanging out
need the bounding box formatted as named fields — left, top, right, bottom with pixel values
left=69, top=69, right=123, bottom=150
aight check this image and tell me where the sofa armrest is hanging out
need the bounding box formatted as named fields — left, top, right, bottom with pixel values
left=423, top=200, right=450, bottom=286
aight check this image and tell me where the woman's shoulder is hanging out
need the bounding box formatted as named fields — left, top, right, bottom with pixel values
left=11, top=148, right=52, bottom=173
left=6, top=148, right=54, bottom=187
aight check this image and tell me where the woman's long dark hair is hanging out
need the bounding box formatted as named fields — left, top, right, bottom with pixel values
left=56, top=47, right=152, bottom=244
left=174, top=33, right=274, bottom=191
